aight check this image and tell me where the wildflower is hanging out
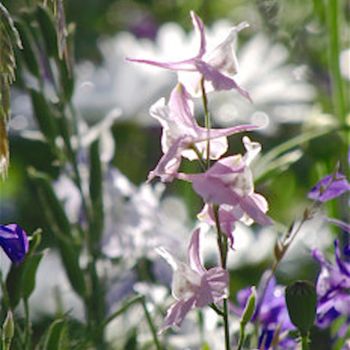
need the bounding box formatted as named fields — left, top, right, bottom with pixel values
left=312, top=240, right=350, bottom=328
left=127, top=11, right=250, bottom=99
left=148, top=83, right=258, bottom=182
left=308, top=169, right=350, bottom=203
left=179, top=136, right=271, bottom=226
left=235, top=275, right=295, bottom=350
left=0, top=224, right=29, bottom=263
left=156, top=227, right=228, bottom=332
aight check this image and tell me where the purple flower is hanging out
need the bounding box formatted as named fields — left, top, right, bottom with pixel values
left=148, top=83, right=258, bottom=182
left=308, top=172, right=350, bottom=202
left=312, top=240, right=350, bottom=328
left=127, top=11, right=250, bottom=99
left=235, top=275, right=295, bottom=350
left=0, top=224, right=29, bottom=263
left=179, top=137, right=271, bottom=226
left=156, top=227, right=228, bottom=332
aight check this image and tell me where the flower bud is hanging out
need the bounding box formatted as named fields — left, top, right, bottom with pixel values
left=285, top=280, right=317, bottom=336
left=240, top=286, right=256, bottom=326
left=2, top=310, right=14, bottom=346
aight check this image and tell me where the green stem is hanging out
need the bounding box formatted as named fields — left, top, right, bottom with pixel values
left=301, top=334, right=310, bottom=350
left=213, top=206, right=230, bottom=350
left=102, top=295, right=144, bottom=328
left=200, top=77, right=211, bottom=169
left=223, top=299, right=230, bottom=350
left=141, top=297, right=162, bottom=350
left=237, top=323, right=245, bottom=350
left=325, top=0, right=347, bottom=126
left=23, top=299, right=31, bottom=350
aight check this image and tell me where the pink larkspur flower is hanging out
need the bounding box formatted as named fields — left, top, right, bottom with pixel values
left=148, top=83, right=258, bottom=182
left=156, top=227, right=228, bottom=332
left=127, top=11, right=250, bottom=99
left=179, top=137, right=272, bottom=227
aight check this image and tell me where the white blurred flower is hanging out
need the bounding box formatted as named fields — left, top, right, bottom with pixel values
left=340, top=48, right=350, bottom=80
left=102, top=168, right=190, bottom=264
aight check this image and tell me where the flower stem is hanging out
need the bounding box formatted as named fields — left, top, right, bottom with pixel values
left=141, top=296, right=162, bottom=350
left=213, top=205, right=231, bottom=350
left=23, top=299, right=31, bottom=350
left=200, top=77, right=211, bottom=169
left=237, top=323, right=245, bottom=350
left=301, top=334, right=310, bottom=350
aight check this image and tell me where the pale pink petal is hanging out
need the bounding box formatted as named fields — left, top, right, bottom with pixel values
left=190, top=11, right=206, bottom=58
left=193, top=124, right=259, bottom=160
left=243, top=136, right=262, bottom=165
left=195, top=60, right=251, bottom=101
left=238, top=196, right=272, bottom=225
left=195, top=267, right=229, bottom=307
left=126, top=57, right=196, bottom=71
left=250, top=193, right=269, bottom=214
left=168, top=84, right=196, bottom=130
left=148, top=136, right=190, bottom=182
left=188, top=228, right=205, bottom=275
left=205, top=22, right=249, bottom=76
left=160, top=297, right=196, bottom=333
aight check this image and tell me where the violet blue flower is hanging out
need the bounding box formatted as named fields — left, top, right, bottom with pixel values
left=0, top=224, right=29, bottom=263
left=127, top=11, right=250, bottom=99
left=235, top=275, right=295, bottom=350
left=308, top=171, right=350, bottom=202
left=179, top=137, right=271, bottom=226
left=312, top=240, right=350, bottom=328
left=148, top=83, right=258, bottom=182
left=156, top=227, right=228, bottom=332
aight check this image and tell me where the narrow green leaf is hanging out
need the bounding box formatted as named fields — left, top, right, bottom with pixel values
left=43, top=319, right=67, bottom=350
left=36, top=5, right=58, bottom=58
left=59, top=53, right=74, bottom=101
left=15, top=20, right=40, bottom=78
left=30, top=89, right=60, bottom=155
left=89, top=139, right=104, bottom=246
left=22, top=251, right=45, bottom=300
left=28, top=169, right=86, bottom=297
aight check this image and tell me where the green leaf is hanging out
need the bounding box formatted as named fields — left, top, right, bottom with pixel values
left=89, top=139, right=104, bottom=247
left=58, top=52, right=74, bottom=101
left=43, top=319, right=67, bottom=350
left=15, top=20, right=40, bottom=78
left=22, top=251, right=45, bottom=300
left=36, top=5, right=58, bottom=58
left=254, top=126, right=338, bottom=183
left=30, top=89, right=61, bottom=156
left=28, top=168, right=86, bottom=297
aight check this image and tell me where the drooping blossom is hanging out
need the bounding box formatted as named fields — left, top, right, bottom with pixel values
left=235, top=274, right=295, bottom=350
left=312, top=240, right=350, bottom=329
left=179, top=136, right=271, bottom=227
left=149, top=83, right=258, bottom=182
left=127, top=11, right=250, bottom=99
left=0, top=224, right=29, bottom=263
left=308, top=170, right=350, bottom=203
left=156, top=227, right=228, bottom=332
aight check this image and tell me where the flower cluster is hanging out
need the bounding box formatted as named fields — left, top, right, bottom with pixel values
left=128, top=11, right=271, bottom=334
